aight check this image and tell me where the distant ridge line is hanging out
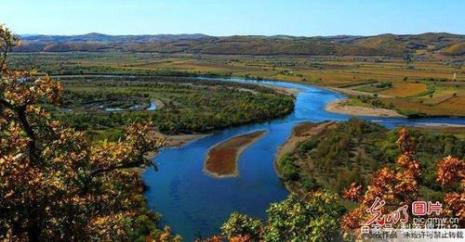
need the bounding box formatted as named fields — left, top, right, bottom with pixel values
left=14, top=33, right=465, bottom=57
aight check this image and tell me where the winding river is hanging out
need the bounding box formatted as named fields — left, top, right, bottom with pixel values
left=143, top=78, right=465, bottom=240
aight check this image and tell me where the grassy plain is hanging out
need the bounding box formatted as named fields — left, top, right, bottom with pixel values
left=8, top=52, right=465, bottom=116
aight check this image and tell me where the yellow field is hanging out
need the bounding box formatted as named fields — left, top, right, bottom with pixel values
left=379, top=83, right=428, bottom=97
left=386, top=95, right=465, bottom=116
left=436, top=96, right=465, bottom=115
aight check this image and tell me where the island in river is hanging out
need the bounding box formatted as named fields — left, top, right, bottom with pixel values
left=204, top=130, right=266, bottom=178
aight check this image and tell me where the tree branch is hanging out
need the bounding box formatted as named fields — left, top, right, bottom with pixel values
left=1, top=98, right=41, bottom=164
left=90, top=153, right=155, bottom=177
left=17, top=105, right=41, bottom=164
left=0, top=98, right=14, bottom=110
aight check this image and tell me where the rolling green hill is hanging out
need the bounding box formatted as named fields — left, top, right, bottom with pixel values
left=14, top=33, right=465, bottom=57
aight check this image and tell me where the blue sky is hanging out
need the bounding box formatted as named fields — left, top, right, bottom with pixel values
left=2, top=0, right=465, bottom=36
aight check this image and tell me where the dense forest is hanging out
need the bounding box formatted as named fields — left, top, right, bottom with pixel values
left=51, top=76, right=295, bottom=140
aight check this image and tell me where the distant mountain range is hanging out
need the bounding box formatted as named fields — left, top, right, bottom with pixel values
left=14, top=33, right=465, bottom=57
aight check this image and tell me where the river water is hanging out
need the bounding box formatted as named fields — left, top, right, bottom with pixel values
left=143, top=78, right=465, bottom=240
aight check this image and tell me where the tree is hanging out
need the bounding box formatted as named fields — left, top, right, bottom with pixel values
left=263, top=193, right=344, bottom=242
left=218, top=192, right=344, bottom=242
left=221, top=213, right=262, bottom=241
left=341, top=128, right=421, bottom=239
left=0, top=24, right=174, bottom=241
left=403, top=52, right=415, bottom=68
left=0, top=24, right=18, bottom=72
left=342, top=182, right=362, bottom=202
left=437, top=156, right=465, bottom=226
left=341, top=128, right=465, bottom=238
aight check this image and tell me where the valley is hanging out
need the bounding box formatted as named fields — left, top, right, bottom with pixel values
left=3, top=2, right=465, bottom=241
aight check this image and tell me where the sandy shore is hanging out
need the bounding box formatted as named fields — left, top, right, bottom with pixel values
left=164, top=133, right=209, bottom=147
left=204, top=130, right=266, bottom=178
left=325, top=99, right=405, bottom=118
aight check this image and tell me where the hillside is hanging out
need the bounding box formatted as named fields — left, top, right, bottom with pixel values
left=277, top=119, right=465, bottom=198
left=14, top=32, right=465, bottom=57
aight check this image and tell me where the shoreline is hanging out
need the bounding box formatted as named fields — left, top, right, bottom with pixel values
left=203, top=130, right=267, bottom=178
left=274, top=122, right=336, bottom=192
left=275, top=121, right=336, bottom=167
left=325, top=99, right=406, bottom=118
left=165, top=133, right=210, bottom=148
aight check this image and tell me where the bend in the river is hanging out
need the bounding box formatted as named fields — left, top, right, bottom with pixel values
left=143, top=77, right=465, bottom=241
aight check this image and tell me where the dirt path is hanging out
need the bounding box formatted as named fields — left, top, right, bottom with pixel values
left=328, top=87, right=392, bottom=98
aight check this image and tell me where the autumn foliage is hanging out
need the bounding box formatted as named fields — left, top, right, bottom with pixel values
left=437, top=156, right=465, bottom=225
left=341, top=127, right=465, bottom=238
left=342, top=182, right=362, bottom=202
left=0, top=25, right=173, bottom=241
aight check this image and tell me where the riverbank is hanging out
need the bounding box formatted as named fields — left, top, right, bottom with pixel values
left=266, top=85, right=299, bottom=96
left=325, top=99, right=405, bottom=118
left=204, top=130, right=266, bottom=178
left=275, top=122, right=336, bottom=193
